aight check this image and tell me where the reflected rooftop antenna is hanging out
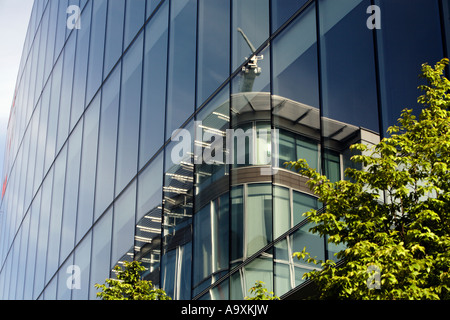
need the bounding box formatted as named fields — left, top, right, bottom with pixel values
left=237, top=28, right=264, bottom=92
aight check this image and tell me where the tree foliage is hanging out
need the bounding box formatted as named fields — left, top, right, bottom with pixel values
left=95, top=261, right=171, bottom=300
left=245, top=281, right=280, bottom=300
left=288, top=59, right=450, bottom=300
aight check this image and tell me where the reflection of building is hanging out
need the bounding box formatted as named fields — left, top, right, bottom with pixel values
left=0, top=0, right=447, bottom=300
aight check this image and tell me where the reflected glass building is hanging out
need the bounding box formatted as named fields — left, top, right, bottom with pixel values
left=0, top=0, right=448, bottom=300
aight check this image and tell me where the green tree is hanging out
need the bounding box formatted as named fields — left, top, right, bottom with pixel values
left=95, top=260, right=171, bottom=300
left=245, top=281, right=279, bottom=300
left=288, top=59, right=450, bottom=300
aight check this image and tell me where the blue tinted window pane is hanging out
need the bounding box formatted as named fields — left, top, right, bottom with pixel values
left=89, top=208, right=112, bottom=299
left=34, top=169, right=53, bottom=298
left=60, top=122, right=83, bottom=261
left=137, top=153, right=163, bottom=221
left=43, top=0, right=58, bottom=83
left=56, top=254, right=73, bottom=300
left=70, top=0, right=92, bottom=131
left=33, top=85, right=51, bottom=195
left=232, top=0, right=269, bottom=71
left=112, top=182, right=136, bottom=265
left=271, top=0, right=309, bottom=32
left=23, top=190, right=40, bottom=299
left=116, top=34, right=143, bottom=194
left=56, top=33, right=77, bottom=152
left=86, top=0, right=107, bottom=105
left=166, top=0, right=197, bottom=137
left=94, top=65, right=121, bottom=220
left=194, top=85, right=229, bottom=201
left=231, top=186, right=243, bottom=262
left=104, top=0, right=125, bottom=78
left=77, top=93, right=100, bottom=243
left=193, top=205, right=211, bottom=286
left=44, top=56, right=63, bottom=173
left=54, top=0, right=68, bottom=62
left=293, top=191, right=318, bottom=225
left=246, top=184, right=272, bottom=257
left=375, top=0, right=444, bottom=132
left=272, top=3, right=319, bottom=108
left=124, top=0, right=146, bottom=48
left=34, top=6, right=49, bottom=104
left=197, top=0, right=230, bottom=107
left=15, top=212, right=30, bottom=300
left=72, top=232, right=92, bottom=300
left=147, top=0, right=161, bottom=19
left=45, top=145, right=67, bottom=282
left=140, top=2, right=168, bottom=168
left=319, top=0, right=379, bottom=133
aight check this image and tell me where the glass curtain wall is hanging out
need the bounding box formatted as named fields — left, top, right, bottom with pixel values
left=1, top=0, right=449, bottom=301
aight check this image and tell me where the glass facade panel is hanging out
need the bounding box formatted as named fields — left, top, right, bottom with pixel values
left=137, top=153, right=164, bottom=222
left=375, top=0, right=444, bottom=132
left=70, top=0, right=92, bottom=131
left=86, top=0, right=107, bottom=105
left=197, top=0, right=230, bottom=107
left=232, top=0, right=269, bottom=71
left=139, top=1, right=169, bottom=168
left=112, top=181, right=136, bottom=266
left=318, top=0, right=379, bottom=133
left=246, top=184, right=272, bottom=257
left=273, top=186, right=290, bottom=238
left=194, top=85, right=230, bottom=202
left=56, top=33, right=76, bottom=152
left=94, top=65, right=121, bottom=220
left=76, top=93, right=101, bottom=243
left=45, top=144, right=67, bottom=282
left=72, top=232, right=92, bottom=300
left=271, top=0, right=309, bottom=32
left=60, top=122, right=83, bottom=261
left=89, top=208, right=113, bottom=300
left=1, top=0, right=447, bottom=301
left=103, top=0, right=125, bottom=79
left=33, top=169, right=53, bottom=299
left=166, top=0, right=197, bottom=137
left=124, top=0, right=146, bottom=49
left=115, top=34, right=143, bottom=195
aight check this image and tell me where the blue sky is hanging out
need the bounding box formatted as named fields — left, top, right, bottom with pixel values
left=0, top=0, right=34, bottom=183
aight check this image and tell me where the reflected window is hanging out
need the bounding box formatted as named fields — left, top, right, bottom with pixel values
left=273, top=186, right=290, bottom=239
left=231, top=186, right=244, bottom=263
left=193, top=194, right=229, bottom=288
left=194, top=85, right=230, bottom=201
left=323, top=149, right=341, bottom=183
left=246, top=184, right=272, bottom=257
left=293, top=190, right=318, bottom=225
